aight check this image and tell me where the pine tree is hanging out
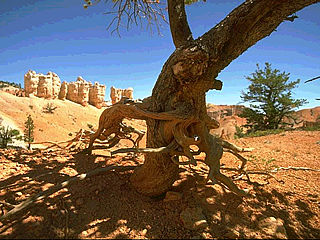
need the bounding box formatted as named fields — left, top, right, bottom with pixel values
left=240, top=62, right=307, bottom=131
left=24, top=115, right=34, bottom=150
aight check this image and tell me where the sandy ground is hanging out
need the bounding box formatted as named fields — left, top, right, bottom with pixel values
left=0, top=91, right=104, bottom=143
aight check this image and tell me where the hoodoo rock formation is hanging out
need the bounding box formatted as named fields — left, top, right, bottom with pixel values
left=24, top=70, right=40, bottom=97
left=23, top=70, right=106, bottom=108
left=89, top=82, right=106, bottom=109
left=110, top=86, right=133, bottom=104
left=66, top=76, right=91, bottom=107
left=58, top=81, right=68, bottom=100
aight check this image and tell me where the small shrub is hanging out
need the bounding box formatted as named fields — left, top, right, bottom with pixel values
left=243, top=128, right=285, bottom=138
left=43, top=103, right=58, bottom=114
left=302, top=125, right=320, bottom=131
left=234, top=126, right=245, bottom=139
left=0, top=126, right=21, bottom=148
left=24, top=115, right=34, bottom=150
left=0, top=80, right=21, bottom=89
left=248, top=155, right=278, bottom=172
left=87, top=123, right=94, bottom=130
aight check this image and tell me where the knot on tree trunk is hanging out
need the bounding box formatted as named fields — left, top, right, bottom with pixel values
left=172, top=46, right=209, bottom=84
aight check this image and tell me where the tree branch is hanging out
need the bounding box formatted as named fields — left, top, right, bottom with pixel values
left=197, top=0, right=320, bottom=77
left=305, top=75, right=320, bottom=83
left=168, top=0, right=193, bottom=48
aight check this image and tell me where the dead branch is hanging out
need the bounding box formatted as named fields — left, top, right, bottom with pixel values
left=223, top=149, right=248, bottom=170
left=112, top=146, right=171, bottom=155
left=0, top=165, right=139, bottom=222
left=0, top=201, right=15, bottom=209
left=270, top=166, right=320, bottom=172
left=86, top=0, right=167, bottom=36
left=218, top=138, right=254, bottom=152
left=305, top=75, right=320, bottom=83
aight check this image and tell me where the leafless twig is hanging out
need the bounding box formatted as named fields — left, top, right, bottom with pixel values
left=85, top=0, right=167, bottom=36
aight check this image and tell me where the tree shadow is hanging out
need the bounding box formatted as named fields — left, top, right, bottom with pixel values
left=0, top=149, right=319, bottom=239
left=171, top=166, right=320, bottom=239
left=0, top=148, right=194, bottom=238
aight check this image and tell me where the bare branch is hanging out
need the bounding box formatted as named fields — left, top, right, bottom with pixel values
left=88, top=0, right=167, bottom=36
left=305, top=75, right=320, bottom=83
left=270, top=166, right=320, bottom=172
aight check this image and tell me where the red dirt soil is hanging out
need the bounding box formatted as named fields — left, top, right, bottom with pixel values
left=0, top=92, right=320, bottom=239
left=0, top=130, right=319, bottom=239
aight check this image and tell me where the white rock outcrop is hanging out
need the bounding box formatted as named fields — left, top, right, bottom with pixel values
left=110, top=86, right=133, bottom=105
left=24, top=70, right=106, bottom=108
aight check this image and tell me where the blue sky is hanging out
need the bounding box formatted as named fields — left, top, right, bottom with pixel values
left=1, top=0, right=319, bottom=109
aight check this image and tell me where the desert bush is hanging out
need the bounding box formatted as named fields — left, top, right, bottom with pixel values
left=237, top=128, right=287, bottom=138
left=0, top=125, right=21, bottom=148
left=234, top=126, right=245, bottom=139
left=248, top=155, right=278, bottom=172
left=0, top=80, right=21, bottom=89
left=43, top=103, right=58, bottom=114
left=302, top=125, right=320, bottom=131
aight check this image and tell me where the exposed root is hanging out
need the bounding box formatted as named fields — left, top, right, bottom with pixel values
left=33, top=120, right=145, bottom=153
left=223, top=149, right=248, bottom=170
left=112, top=146, right=171, bottom=155
left=0, top=165, right=139, bottom=222
left=218, top=138, right=254, bottom=152
left=110, top=120, right=255, bottom=197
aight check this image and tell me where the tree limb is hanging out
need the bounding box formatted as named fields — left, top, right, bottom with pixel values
left=168, top=0, right=193, bottom=48
left=197, top=0, right=320, bottom=77
left=305, top=75, right=320, bottom=83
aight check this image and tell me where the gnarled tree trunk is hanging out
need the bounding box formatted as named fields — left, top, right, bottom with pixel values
left=130, top=0, right=320, bottom=197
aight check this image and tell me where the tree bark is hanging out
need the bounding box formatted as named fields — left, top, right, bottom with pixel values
left=129, top=0, right=320, bottom=197
left=168, top=0, right=193, bottom=48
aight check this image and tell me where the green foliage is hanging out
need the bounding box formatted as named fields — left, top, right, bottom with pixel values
left=240, top=62, right=307, bottom=131
left=0, top=125, right=21, bottom=148
left=234, top=126, right=245, bottom=139
left=244, top=129, right=286, bottom=138
left=302, top=125, right=320, bottom=131
left=43, top=103, right=58, bottom=114
left=248, top=155, right=278, bottom=172
left=24, top=115, right=35, bottom=150
left=0, top=80, right=22, bottom=89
